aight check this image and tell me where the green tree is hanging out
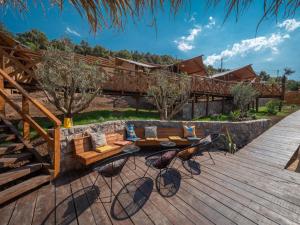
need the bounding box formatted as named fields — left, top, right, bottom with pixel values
left=147, top=70, right=191, bottom=120
left=50, top=38, right=74, bottom=51
left=35, top=48, right=109, bottom=119
left=74, top=40, right=92, bottom=55
left=230, top=83, right=258, bottom=118
left=258, top=71, right=271, bottom=81
left=16, top=29, right=49, bottom=50
left=92, top=45, right=110, bottom=58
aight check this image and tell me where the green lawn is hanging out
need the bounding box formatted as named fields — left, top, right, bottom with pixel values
left=31, top=108, right=159, bottom=129
left=194, top=104, right=300, bottom=122
left=16, top=105, right=299, bottom=140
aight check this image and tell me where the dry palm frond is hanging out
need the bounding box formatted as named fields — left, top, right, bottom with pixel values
left=0, top=0, right=188, bottom=32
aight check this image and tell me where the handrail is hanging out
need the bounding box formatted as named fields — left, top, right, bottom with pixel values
left=0, top=68, right=61, bottom=178
left=0, top=68, right=61, bottom=126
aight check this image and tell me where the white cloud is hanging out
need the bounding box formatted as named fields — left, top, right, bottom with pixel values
left=204, top=33, right=290, bottom=65
left=205, top=16, right=216, bottom=29
left=65, top=27, right=81, bottom=37
left=278, top=19, right=300, bottom=32
left=174, top=25, right=202, bottom=52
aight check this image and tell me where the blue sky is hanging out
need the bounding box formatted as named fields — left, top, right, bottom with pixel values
left=1, top=1, right=300, bottom=80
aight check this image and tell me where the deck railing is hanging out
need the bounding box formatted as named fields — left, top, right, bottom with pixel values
left=0, top=68, right=62, bottom=178
left=100, top=64, right=283, bottom=97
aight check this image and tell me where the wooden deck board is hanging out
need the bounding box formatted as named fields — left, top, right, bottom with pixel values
left=1, top=110, right=300, bottom=225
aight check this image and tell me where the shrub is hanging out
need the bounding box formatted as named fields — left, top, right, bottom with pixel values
left=230, top=83, right=258, bottom=118
left=265, top=99, right=281, bottom=115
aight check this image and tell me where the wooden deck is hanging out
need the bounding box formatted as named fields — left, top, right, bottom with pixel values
left=1, top=112, right=300, bottom=225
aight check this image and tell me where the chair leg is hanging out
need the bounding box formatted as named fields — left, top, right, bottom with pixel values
left=207, top=149, right=215, bottom=165
left=143, top=165, right=150, bottom=177
left=109, top=176, right=113, bottom=203
left=170, top=157, right=177, bottom=168
left=92, top=173, right=100, bottom=189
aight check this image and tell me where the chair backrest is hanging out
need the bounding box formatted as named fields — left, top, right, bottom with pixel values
left=93, top=152, right=130, bottom=174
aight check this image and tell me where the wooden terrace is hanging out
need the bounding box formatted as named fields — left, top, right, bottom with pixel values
left=1, top=110, right=300, bottom=225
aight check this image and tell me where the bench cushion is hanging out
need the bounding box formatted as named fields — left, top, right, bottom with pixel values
left=135, top=138, right=169, bottom=147
left=95, top=145, right=120, bottom=153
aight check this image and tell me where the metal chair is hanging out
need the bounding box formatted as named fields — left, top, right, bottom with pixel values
left=93, top=153, right=130, bottom=202
left=144, top=149, right=178, bottom=194
left=173, top=133, right=220, bottom=177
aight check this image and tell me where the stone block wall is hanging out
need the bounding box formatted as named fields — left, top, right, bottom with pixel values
left=58, top=119, right=271, bottom=173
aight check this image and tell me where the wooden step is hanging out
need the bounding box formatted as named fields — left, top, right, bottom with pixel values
left=0, top=143, right=25, bottom=156
left=0, top=163, right=43, bottom=186
left=0, top=152, right=32, bottom=167
left=0, top=125, right=8, bottom=132
left=0, top=175, right=50, bottom=205
left=0, top=134, right=16, bottom=142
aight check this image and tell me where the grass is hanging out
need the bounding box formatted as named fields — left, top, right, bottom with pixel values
left=194, top=104, right=300, bottom=122
left=15, top=108, right=159, bottom=139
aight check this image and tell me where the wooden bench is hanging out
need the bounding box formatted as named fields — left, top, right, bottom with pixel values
left=134, top=127, right=204, bottom=147
left=72, top=131, right=131, bottom=166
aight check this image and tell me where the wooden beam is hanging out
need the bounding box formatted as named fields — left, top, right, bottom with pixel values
left=135, top=95, right=140, bottom=113
left=191, top=96, right=195, bottom=119
left=52, top=126, right=60, bottom=178
left=0, top=53, right=5, bottom=115
left=221, top=97, right=225, bottom=114
left=22, top=96, right=30, bottom=141
left=205, top=95, right=209, bottom=116
left=256, top=98, right=259, bottom=112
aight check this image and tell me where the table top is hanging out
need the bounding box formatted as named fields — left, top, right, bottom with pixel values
left=160, top=141, right=176, bottom=147
left=122, top=144, right=141, bottom=153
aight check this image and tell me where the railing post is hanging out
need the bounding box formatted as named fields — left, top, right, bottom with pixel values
left=0, top=53, right=5, bottom=115
left=52, top=126, right=61, bottom=178
left=22, top=96, right=30, bottom=141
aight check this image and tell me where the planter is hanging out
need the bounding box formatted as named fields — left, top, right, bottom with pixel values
left=63, top=117, right=73, bottom=128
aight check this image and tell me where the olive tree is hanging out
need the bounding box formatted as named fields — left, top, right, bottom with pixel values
left=230, top=83, right=258, bottom=118
left=35, top=48, right=108, bottom=119
left=147, top=70, right=191, bottom=120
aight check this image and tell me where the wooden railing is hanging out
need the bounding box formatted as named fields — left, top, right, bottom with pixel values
left=100, top=65, right=283, bottom=98
left=0, top=68, right=62, bottom=178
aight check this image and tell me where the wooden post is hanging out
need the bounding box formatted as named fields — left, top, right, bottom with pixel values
left=0, top=53, right=5, bottom=115
left=191, top=96, right=195, bottom=119
left=256, top=98, right=259, bottom=112
left=22, top=96, right=30, bottom=141
left=205, top=95, right=209, bottom=116
left=221, top=97, right=225, bottom=114
left=135, top=95, right=140, bottom=113
left=53, top=126, right=61, bottom=178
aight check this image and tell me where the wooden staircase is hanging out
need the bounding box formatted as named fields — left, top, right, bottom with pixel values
left=0, top=115, right=50, bottom=205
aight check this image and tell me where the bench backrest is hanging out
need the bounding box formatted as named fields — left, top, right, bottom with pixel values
left=72, top=131, right=125, bottom=154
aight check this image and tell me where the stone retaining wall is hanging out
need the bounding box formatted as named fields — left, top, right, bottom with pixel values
left=58, top=119, right=271, bottom=173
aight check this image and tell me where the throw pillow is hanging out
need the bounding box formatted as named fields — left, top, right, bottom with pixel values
left=86, top=131, right=107, bottom=149
left=126, top=124, right=139, bottom=141
left=145, top=126, right=157, bottom=139
left=183, top=125, right=196, bottom=138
